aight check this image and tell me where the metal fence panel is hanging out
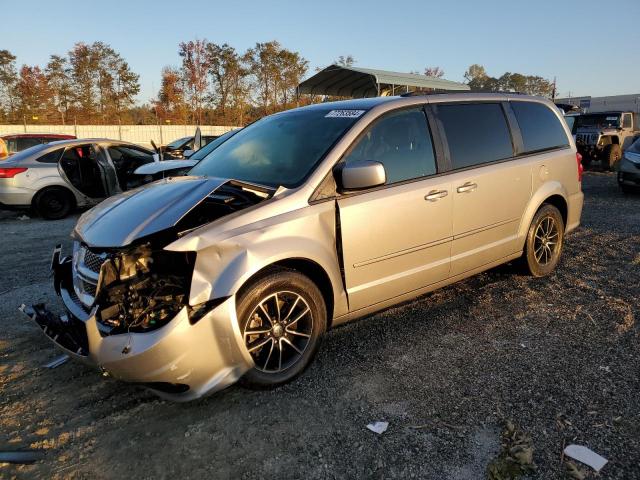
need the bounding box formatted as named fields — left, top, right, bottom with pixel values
left=0, top=125, right=238, bottom=148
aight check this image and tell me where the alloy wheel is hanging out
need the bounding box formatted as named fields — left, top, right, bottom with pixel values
left=533, top=216, right=559, bottom=265
left=243, top=291, right=313, bottom=373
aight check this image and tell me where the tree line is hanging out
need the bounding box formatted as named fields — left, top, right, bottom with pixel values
left=0, top=41, right=556, bottom=127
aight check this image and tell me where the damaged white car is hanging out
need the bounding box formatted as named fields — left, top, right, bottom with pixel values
left=24, top=94, right=583, bottom=400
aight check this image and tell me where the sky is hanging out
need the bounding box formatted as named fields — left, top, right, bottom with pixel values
left=3, top=0, right=639, bottom=103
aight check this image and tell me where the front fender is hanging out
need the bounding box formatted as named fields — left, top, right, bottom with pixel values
left=516, top=181, right=569, bottom=249
left=174, top=201, right=348, bottom=319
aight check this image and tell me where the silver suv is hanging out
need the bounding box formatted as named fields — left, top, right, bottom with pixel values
left=26, top=93, right=584, bottom=401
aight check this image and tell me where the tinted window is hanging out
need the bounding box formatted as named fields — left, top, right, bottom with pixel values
left=36, top=149, right=64, bottom=163
left=437, top=103, right=513, bottom=169
left=17, top=137, right=42, bottom=151
left=342, top=108, right=436, bottom=184
left=511, top=102, right=570, bottom=153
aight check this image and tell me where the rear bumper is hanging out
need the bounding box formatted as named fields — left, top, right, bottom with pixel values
left=22, top=247, right=253, bottom=401
left=0, top=184, right=35, bottom=207
left=566, top=191, right=584, bottom=234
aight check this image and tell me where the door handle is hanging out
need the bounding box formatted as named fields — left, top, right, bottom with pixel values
left=456, top=182, right=477, bottom=193
left=424, top=189, right=448, bottom=201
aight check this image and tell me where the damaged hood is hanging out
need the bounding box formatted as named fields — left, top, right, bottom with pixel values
left=74, top=176, right=228, bottom=248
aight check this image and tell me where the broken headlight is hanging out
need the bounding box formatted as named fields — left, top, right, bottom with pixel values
left=95, top=245, right=195, bottom=334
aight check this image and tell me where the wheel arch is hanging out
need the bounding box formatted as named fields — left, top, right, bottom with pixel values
left=517, top=182, right=569, bottom=248
left=31, top=184, right=78, bottom=211
left=237, top=258, right=336, bottom=328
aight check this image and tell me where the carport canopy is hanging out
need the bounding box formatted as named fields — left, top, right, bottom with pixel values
left=298, top=65, right=470, bottom=98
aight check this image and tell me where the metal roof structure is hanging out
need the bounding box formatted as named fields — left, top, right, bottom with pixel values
left=298, top=65, right=470, bottom=98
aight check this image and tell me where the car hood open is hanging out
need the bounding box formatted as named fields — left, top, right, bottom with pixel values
left=74, top=176, right=230, bottom=248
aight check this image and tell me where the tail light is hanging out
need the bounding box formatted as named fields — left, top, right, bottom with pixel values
left=0, top=167, right=28, bottom=178
left=576, top=152, right=583, bottom=182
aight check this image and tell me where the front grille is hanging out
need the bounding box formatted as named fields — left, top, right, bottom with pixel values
left=72, top=242, right=111, bottom=308
left=576, top=133, right=599, bottom=145
left=83, top=249, right=113, bottom=274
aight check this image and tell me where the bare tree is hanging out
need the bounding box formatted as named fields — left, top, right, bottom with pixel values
left=424, top=66, right=445, bottom=78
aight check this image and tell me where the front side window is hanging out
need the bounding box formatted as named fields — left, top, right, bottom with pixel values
left=342, top=108, right=437, bottom=184
left=512, top=101, right=570, bottom=154
left=190, top=107, right=363, bottom=188
left=623, top=114, right=632, bottom=129
left=436, top=103, right=513, bottom=169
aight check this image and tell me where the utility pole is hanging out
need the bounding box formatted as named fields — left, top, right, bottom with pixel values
left=552, top=77, right=557, bottom=100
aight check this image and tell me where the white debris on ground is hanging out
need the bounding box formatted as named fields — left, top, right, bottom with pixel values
left=366, top=421, right=389, bottom=434
left=564, top=444, right=608, bottom=472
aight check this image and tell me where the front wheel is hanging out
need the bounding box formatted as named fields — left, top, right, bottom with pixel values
left=522, top=204, right=565, bottom=277
left=237, top=268, right=327, bottom=389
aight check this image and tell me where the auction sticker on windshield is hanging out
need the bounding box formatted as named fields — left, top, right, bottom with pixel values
left=325, top=110, right=366, bottom=118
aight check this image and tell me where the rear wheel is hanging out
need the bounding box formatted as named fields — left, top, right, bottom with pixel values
left=237, top=268, right=327, bottom=388
left=603, top=144, right=622, bottom=170
left=34, top=187, right=74, bottom=220
left=522, top=204, right=564, bottom=277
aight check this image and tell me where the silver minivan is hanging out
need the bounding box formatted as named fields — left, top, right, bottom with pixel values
left=27, top=93, right=584, bottom=400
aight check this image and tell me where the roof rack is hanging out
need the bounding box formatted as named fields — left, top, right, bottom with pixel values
left=400, top=90, right=527, bottom=97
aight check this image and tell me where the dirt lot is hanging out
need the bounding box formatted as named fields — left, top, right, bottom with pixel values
left=0, top=172, right=638, bottom=479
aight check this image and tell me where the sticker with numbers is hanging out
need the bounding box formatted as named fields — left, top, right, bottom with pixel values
left=325, top=110, right=366, bottom=118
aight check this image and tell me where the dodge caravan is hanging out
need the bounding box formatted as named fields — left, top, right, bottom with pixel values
left=25, top=93, right=584, bottom=400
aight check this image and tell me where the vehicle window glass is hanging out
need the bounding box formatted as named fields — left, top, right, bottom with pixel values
left=36, top=149, right=64, bottom=163
left=622, top=114, right=632, bottom=129
left=511, top=101, right=570, bottom=153
left=166, top=137, right=190, bottom=149
left=189, top=107, right=363, bottom=188
left=342, top=108, right=436, bottom=184
left=17, top=137, right=42, bottom=151
left=6, top=138, right=18, bottom=153
left=437, top=103, right=513, bottom=169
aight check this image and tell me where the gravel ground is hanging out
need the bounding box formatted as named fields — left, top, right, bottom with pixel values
left=0, top=172, right=638, bottom=479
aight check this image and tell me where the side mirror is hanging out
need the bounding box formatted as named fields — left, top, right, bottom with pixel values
left=336, top=160, right=386, bottom=192
left=183, top=149, right=194, bottom=158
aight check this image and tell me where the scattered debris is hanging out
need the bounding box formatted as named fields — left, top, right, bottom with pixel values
left=599, top=365, right=611, bottom=373
left=563, top=444, right=608, bottom=472
left=487, top=420, right=536, bottom=479
left=0, top=450, right=45, bottom=464
left=43, top=354, right=70, bottom=369
left=565, top=461, right=587, bottom=479
left=17, top=214, right=30, bottom=221
left=409, top=419, right=463, bottom=431
left=366, top=421, right=388, bottom=434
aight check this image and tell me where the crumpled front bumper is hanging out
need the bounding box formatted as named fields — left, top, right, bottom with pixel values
left=22, top=246, right=254, bottom=401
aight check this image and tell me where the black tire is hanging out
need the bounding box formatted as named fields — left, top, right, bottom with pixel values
left=603, top=144, right=622, bottom=170
left=34, top=187, right=74, bottom=220
left=620, top=184, right=636, bottom=195
left=237, top=268, right=327, bottom=389
left=521, top=204, right=565, bottom=277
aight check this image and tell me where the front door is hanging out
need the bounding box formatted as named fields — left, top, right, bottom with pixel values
left=337, top=107, right=453, bottom=312
left=58, top=143, right=111, bottom=200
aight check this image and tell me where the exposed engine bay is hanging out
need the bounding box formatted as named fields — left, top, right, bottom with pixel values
left=95, top=245, right=195, bottom=334
left=73, top=180, right=273, bottom=335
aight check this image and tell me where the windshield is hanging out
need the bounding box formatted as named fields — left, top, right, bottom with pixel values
left=189, top=107, right=364, bottom=188
left=189, top=129, right=239, bottom=161
left=166, top=136, right=191, bottom=149
left=575, top=114, right=621, bottom=129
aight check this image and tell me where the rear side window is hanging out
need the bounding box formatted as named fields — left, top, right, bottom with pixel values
left=342, top=108, right=437, bottom=184
left=36, top=149, right=64, bottom=163
left=511, top=101, right=569, bottom=153
left=17, top=137, right=42, bottom=151
left=436, top=103, right=513, bottom=169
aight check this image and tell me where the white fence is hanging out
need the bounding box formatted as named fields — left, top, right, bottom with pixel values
left=0, top=124, right=238, bottom=148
